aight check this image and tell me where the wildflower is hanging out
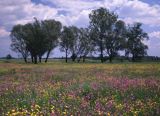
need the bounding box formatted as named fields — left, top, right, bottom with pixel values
left=98, top=110, right=103, bottom=115
left=107, top=112, right=111, bottom=116
left=63, top=111, right=67, bottom=115
left=65, top=105, right=69, bottom=109
left=35, top=104, right=40, bottom=109
left=11, top=109, right=15, bottom=113
left=51, top=105, right=55, bottom=110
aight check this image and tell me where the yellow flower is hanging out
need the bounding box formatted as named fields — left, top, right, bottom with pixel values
left=35, top=104, right=40, bottom=109
left=51, top=105, right=55, bottom=110
left=12, top=109, right=15, bottom=113
left=116, top=103, right=123, bottom=109
left=63, top=111, right=67, bottom=115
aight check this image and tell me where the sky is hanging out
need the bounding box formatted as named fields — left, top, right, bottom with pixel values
left=0, top=0, right=160, bottom=58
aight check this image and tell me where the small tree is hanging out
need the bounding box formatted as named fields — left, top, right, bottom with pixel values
left=69, top=26, right=81, bottom=62
left=77, top=28, right=94, bottom=62
left=68, top=26, right=94, bottom=62
left=6, top=54, right=12, bottom=60
left=60, top=26, right=74, bottom=63
left=125, top=23, right=149, bottom=62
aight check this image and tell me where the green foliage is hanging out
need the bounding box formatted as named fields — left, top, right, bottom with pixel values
left=42, top=19, right=62, bottom=63
left=10, top=7, right=149, bottom=64
left=10, top=18, right=62, bottom=64
left=10, top=24, right=29, bottom=63
left=60, top=26, right=75, bottom=62
left=125, top=23, right=149, bottom=61
left=89, top=7, right=118, bottom=63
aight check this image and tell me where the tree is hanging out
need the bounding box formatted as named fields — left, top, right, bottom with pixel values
left=17, top=18, right=47, bottom=64
left=77, top=28, right=94, bottom=62
left=6, top=54, right=12, bottom=60
left=42, top=19, right=62, bottom=63
left=89, top=7, right=118, bottom=63
left=10, top=18, right=62, bottom=64
left=69, top=26, right=81, bottom=62
left=23, top=19, right=46, bottom=64
left=125, top=23, right=149, bottom=62
left=105, top=20, right=126, bottom=63
left=60, top=26, right=74, bottom=63
left=32, top=18, right=46, bottom=63
left=10, top=24, right=29, bottom=63
left=67, top=26, right=93, bottom=62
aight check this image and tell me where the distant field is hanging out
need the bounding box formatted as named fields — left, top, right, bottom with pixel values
left=0, top=61, right=160, bottom=115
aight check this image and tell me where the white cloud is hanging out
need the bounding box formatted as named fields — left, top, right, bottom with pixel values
left=1, top=0, right=160, bottom=28
left=0, top=28, right=10, bottom=37
left=149, top=31, right=160, bottom=39
left=0, top=0, right=58, bottom=29
left=62, top=10, right=91, bottom=27
left=116, top=0, right=160, bottom=26
left=48, top=0, right=102, bottom=15
left=1, top=0, right=160, bottom=57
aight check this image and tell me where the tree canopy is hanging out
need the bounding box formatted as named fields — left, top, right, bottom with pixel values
left=125, top=23, right=149, bottom=61
left=89, top=7, right=118, bottom=62
left=10, top=7, right=149, bottom=63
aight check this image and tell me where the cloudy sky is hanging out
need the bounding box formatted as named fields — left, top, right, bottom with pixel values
left=0, top=0, right=160, bottom=57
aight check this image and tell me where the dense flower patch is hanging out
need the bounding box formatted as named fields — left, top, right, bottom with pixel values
left=0, top=62, right=160, bottom=115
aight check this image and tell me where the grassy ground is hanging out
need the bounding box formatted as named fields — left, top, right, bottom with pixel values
left=0, top=60, right=160, bottom=115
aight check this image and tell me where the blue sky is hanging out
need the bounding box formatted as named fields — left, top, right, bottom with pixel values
left=0, top=0, right=160, bottom=57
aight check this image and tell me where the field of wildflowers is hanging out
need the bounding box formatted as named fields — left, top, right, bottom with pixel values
left=0, top=61, right=160, bottom=115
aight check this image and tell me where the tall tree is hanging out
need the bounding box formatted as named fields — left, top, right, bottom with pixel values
left=23, top=19, right=46, bottom=64
left=77, top=28, right=94, bottom=62
left=105, top=20, right=126, bottom=63
left=69, top=26, right=81, bottom=62
left=10, top=18, right=61, bottom=64
left=60, top=26, right=74, bottom=63
left=125, top=23, right=149, bottom=61
left=10, top=24, right=29, bottom=63
left=42, top=19, right=62, bottom=63
left=89, top=7, right=117, bottom=63
left=33, top=18, right=46, bottom=63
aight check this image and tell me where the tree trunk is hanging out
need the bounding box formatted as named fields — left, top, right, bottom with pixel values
left=132, top=54, right=135, bottom=62
left=132, top=56, right=135, bottom=62
left=65, top=49, right=68, bottom=63
left=100, top=38, right=103, bottom=63
left=39, top=56, right=42, bottom=63
left=31, top=55, right=34, bottom=63
left=77, top=56, right=81, bottom=63
left=83, top=56, right=86, bottom=63
left=120, top=57, right=123, bottom=62
left=45, top=50, right=51, bottom=63
left=71, top=53, right=76, bottom=62
left=109, top=55, right=112, bottom=63
left=24, top=57, right=27, bottom=63
left=100, top=50, right=103, bottom=63
left=34, top=56, right=37, bottom=64
left=72, top=58, right=75, bottom=62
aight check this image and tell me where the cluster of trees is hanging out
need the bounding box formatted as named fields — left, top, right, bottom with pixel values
left=11, top=18, right=62, bottom=64
left=10, top=7, right=149, bottom=64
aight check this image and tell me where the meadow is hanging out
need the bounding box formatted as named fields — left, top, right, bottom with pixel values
left=0, top=60, right=160, bottom=115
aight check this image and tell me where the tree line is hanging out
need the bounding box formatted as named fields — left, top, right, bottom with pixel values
left=10, top=7, right=149, bottom=64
